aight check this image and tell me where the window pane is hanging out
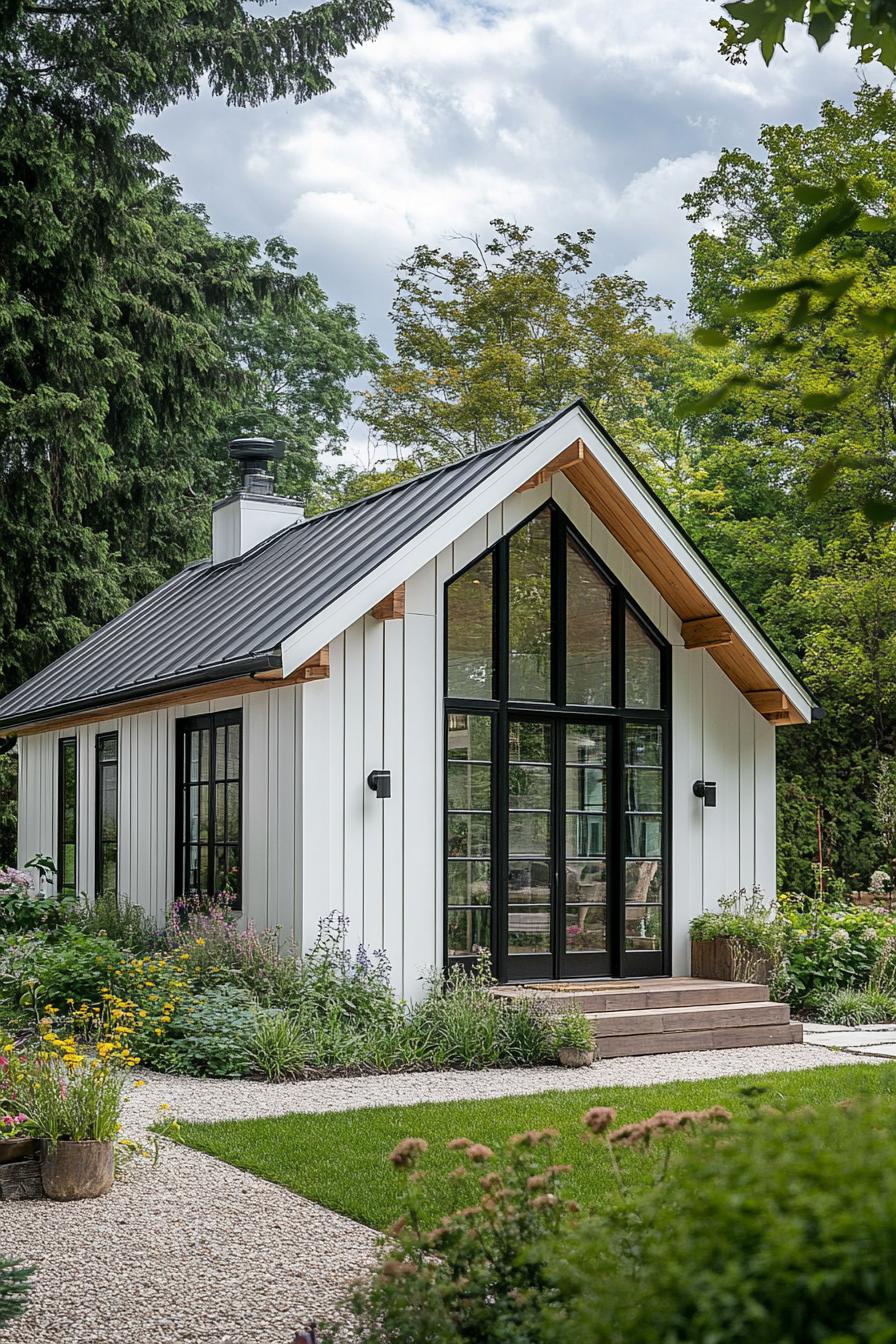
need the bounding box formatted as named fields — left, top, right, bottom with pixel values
left=566, top=539, right=613, bottom=705
left=566, top=860, right=607, bottom=901
left=508, top=811, right=550, bottom=856
left=215, top=726, right=227, bottom=781
left=566, top=813, right=606, bottom=858
left=624, top=724, right=662, bottom=767
left=447, top=813, right=491, bottom=857
left=507, top=907, right=551, bottom=954
left=508, top=860, right=552, bottom=903
left=625, top=609, right=662, bottom=708
left=625, top=860, right=663, bottom=904
left=625, top=768, right=662, bottom=811
left=447, top=555, right=494, bottom=699
left=567, top=904, right=606, bottom=952
left=447, top=762, right=492, bottom=810
left=565, top=723, right=606, bottom=765
left=97, top=735, right=117, bottom=764
left=626, top=903, right=662, bottom=951
left=508, top=719, right=550, bottom=763
left=447, top=861, right=491, bottom=906
left=508, top=510, right=552, bottom=700
left=508, top=764, right=551, bottom=809
left=448, top=907, right=491, bottom=957
left=625, top=814, right=663, bottom=858
left=566, top=766, right=605, bottom=810
left=447, top=712, right=492, bottom=761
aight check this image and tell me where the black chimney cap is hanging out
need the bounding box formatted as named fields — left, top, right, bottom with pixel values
left=228, top=437, right=285, bottom=463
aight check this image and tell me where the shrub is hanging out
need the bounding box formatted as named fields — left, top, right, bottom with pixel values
left=0, top=927, right=122, bottom=1033
left=337, top=1127, right=573, bottom=1344
left=162, top=983, right=257, bottom=1077
left=243, top=1011, right=308, bottom=1081
left=80, top=893, right=158, bottom=951
left=551, top=1010, right=593, bottom=1053
left=782, top=904, right=896, bottom=1006
left=0, top=1259, right=33, bottom=1329
left=689, top=885, right=778, bottom=951
left=557, top=1094, right=896, bottom=1344
left=408, top=960, right=552, bottom=1069
left=0, top=856, right=76, bottom=933
left=813, top=986, right=896, bottom=1025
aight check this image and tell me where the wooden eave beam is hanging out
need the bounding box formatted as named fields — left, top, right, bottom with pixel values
left=370, top=584, right=406, bottom=621
left=516, top=439, right=585, bottom=491
left=681, top=615, right=733, bottom=650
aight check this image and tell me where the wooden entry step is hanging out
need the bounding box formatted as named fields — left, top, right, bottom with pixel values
left=493, top=977, right=771, bottom=1015
left=491, top=977, right=802, bottom=1058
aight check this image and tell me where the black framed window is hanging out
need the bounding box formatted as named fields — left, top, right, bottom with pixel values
left=175, top=711, right=242, bottom=909
left=57, top=737, right=77, bottom=896
left=443, top=502, right=670, bottom=980
left=95, top=732, right=118, bottom=901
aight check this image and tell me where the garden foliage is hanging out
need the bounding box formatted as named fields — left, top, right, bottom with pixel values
left=335, top=1087, right=896, bottom=1344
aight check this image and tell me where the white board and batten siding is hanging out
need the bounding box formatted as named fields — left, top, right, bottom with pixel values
left=17, top=475, right=777, bottom=990
left=18, top=688, right=304, bottom=937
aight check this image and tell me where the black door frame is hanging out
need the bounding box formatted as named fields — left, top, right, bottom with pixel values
left=444, top=501, right=671, bottom=982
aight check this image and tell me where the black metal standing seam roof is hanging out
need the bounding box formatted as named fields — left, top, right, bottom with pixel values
left=0, top=408, right=561, bottom=729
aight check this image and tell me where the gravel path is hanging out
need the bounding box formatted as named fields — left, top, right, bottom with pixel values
left=1, top=1040, right=873, bottom=1344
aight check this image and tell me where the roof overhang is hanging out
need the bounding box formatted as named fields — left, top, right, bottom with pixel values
left=281, top=403, right=816, bottom=726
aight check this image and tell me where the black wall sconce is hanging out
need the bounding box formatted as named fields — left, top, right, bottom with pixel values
left=693, top=780, right=717, bottom=807
left=367, top=769, right=391, bottom=800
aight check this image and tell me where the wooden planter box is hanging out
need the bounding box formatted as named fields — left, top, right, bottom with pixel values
left=691, top=935, right=771, bottom=985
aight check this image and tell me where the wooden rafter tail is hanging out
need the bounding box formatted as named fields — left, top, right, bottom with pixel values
left=295, top=646, right=330, bottom=681
left=745, top=689, right=787, bottom=716
left=516, top=438, right=586, bottom=492
left=371, top=584, right=406, bottom=621
left=681, top=615, right=732, bottom=650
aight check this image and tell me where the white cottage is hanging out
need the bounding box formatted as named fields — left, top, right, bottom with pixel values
left=0, top=400, right=816, bottom=995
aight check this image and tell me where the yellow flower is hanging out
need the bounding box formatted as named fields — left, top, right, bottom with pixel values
left=133, top=1079, right=147, bottom=1088
left=195, top=937, right=206, bottom=946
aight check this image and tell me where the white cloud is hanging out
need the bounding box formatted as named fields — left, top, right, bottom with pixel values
left=140, top=0, right=878, bottom=460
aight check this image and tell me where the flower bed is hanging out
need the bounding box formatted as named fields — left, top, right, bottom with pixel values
left=0, top=862, right=574, bottom=1082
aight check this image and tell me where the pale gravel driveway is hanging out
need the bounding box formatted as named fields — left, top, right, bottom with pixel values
left=1, top=1040, right=874, bottom=1344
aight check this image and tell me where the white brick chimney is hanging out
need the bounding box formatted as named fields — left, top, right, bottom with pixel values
left=212, top=437, right=305, bottom=563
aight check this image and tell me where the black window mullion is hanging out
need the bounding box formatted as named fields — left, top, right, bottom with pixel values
left=551, top=505, right=566, bottom=708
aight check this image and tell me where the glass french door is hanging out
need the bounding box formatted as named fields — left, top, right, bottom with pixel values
left=498, top=713, right=665, bottom=981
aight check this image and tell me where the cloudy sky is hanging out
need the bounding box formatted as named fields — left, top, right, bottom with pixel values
left=141, top=1, right=871, bottom=454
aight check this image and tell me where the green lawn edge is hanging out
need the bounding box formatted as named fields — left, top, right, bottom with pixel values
left=172, top=1062, right=896, bottom=1230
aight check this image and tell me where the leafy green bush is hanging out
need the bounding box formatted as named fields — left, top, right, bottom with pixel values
left=551, top=1009, right=594, bottom=1053
left=154, top=983, right=258, bottom=1078
left=80, top=893, right=158, bottom=951
left=813, top=986, right=896, bottom=1025
left=0, top=1258, right=33, bottom=1328
left=0, top=856, right=76, bottom=933
left=0, top=926, right=120, bottom=1026
left=782, top=904, right=896, bottom=1006
left=558, top=1094, right=896, bottom=1344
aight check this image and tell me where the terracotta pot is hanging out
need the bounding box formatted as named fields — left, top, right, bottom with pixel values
left=40, top=1140, right=115, bottom=1200
left=0, top=1136, right=35, bottom=1164
left=558, top=1046, right=594, bottom=1068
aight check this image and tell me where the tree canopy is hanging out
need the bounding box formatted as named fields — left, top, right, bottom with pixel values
left=361, top=221, right=671, bottom=464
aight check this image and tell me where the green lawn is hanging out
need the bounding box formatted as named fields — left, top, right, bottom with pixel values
left=175, top=1063, right=895, bottom=1230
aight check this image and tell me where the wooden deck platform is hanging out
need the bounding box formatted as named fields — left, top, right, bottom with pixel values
left=492, top=977, right=802, bottom=1058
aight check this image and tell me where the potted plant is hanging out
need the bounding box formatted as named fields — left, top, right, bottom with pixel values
left=690, top=886, right=777, bottom=983
left=0, top=1113, right=34, bottom=1165
left=14, top=1028, right=128, bottom=1200
left=552, top=1009, right=594, bottom=1067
